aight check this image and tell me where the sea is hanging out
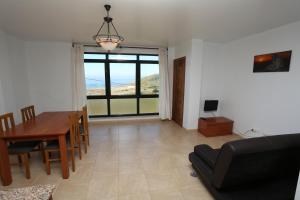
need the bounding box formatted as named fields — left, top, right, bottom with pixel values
left=86, top=78, right=134, bottom=88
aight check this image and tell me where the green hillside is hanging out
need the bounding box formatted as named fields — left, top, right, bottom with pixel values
left=141, top=74, right=159, bottom=94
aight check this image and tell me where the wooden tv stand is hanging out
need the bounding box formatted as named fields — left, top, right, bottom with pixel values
left=198, top=117, right=233, bottom=137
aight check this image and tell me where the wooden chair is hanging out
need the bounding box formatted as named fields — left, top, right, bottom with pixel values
left=0, top=113, right=39, bottom=179
left=21, top=105, right=35, bottom=123
left=78, top=106, right=90, bottom=154
left=21, top=105, right=45, bottom=161
left=43, top=112, right=82, bottom=174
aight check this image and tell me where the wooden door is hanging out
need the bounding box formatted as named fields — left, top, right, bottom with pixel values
left=172, top=57, right=186, bottom=126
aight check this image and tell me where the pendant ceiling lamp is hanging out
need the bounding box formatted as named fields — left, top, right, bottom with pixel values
left=93, top=4, right=124, bottom=51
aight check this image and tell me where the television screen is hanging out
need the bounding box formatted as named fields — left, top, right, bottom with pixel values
left=204, top=100, right=218, bottom=112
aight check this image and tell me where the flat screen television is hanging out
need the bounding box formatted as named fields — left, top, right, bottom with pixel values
left=204, top=100, right=218, bottom=112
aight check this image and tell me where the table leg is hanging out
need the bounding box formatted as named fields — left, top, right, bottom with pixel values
left=58, top=135, right=69, bottom=179
left=0, top=139, right=12, bottom=186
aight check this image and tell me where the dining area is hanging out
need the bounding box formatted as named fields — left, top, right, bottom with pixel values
left=0, top=105, right=90, bottom=187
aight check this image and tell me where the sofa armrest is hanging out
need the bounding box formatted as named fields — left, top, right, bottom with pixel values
left=194, top=144, right=220, bottom=169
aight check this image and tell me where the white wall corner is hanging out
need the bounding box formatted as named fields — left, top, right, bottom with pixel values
left=183, top=39, right=203, bottom=129
left=167, top=47, right=175, bottom=119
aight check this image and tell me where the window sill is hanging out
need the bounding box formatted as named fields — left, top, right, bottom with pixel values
left=88, top=115, right=160, bottom=123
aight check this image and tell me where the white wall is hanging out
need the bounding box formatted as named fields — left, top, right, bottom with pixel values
left=199, top=42, right=222, bottom=118
left=185, top=39, right=203, bottom=129
left=24, top=41, right=73, bottom=114
left=217, top=21, right=300, bottom=135
left=7, top=35, right=31, bottom=113
left=0, top=30, right=13, bottom=114
left=0, top=31, right=73, bottom=120
left=0, top=30, right=30, bottom=122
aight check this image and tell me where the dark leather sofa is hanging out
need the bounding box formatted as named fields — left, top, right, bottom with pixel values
left=189, top=133, right=300, bottom=200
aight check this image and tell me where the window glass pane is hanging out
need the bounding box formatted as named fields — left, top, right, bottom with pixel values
left=139, top=55, right=159, bottom=61
left=110, top=63, right=136, bottom=95
left=141, top=64, right=159, bottom=95
left=109, top=54, right=137, bottom=60
left=111, top=99, right=137, bottom=115
left=140, top=98, right=159, bottom=113
left=87, top=99, right=107, bottom=116
left=84, top=63, right=106, bottom=95
left=84, top=54, right=106, bottom=59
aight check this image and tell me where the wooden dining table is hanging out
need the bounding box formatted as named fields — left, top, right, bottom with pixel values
left=0, top=111, right=78, bottom=186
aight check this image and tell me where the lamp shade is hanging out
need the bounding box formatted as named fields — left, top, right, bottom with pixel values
left=95, top=36, right=121, bottom=51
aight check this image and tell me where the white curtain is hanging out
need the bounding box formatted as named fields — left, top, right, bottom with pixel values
left=71, top=44, right=87, bottom=110
left=159, top=48, right=171, bottom=120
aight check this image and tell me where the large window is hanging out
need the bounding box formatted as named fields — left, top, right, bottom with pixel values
left=84, top=53, right=159, bottom=117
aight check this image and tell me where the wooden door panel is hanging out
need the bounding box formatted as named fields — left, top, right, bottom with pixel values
left=172, top=57, right=186, bottom=127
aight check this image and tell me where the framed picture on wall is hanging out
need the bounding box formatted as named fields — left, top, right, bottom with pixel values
left=253, top=50, right=292, bottom=73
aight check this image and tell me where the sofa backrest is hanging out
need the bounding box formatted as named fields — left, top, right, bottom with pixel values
left=212, top=133, right=300, bottom=189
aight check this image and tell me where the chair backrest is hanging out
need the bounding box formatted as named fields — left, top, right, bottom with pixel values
left=212, top=133, right=300, bottom=189
left=69, top=113, right=80, bottom=148
left=21, top=105, right=35, bottom=123
left=82, top=105, right=89, bottom=134
left=0, top=113, right=15, bottom=132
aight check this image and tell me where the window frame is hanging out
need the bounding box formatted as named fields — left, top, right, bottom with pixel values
left=84, top=52, right=159, bottom=118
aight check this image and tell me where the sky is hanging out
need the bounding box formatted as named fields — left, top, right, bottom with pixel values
left=84, top=63, right=159, bottom=80
left=84, top=63, right=105, bottom=80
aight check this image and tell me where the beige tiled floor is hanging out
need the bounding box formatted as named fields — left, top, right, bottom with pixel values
left=0, top=120, right=240, bottom=200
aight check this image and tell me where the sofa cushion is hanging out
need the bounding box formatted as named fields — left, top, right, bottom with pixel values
left=194, top=144, right=220, bottom=168
left=8, top=141, right=40, bottom=154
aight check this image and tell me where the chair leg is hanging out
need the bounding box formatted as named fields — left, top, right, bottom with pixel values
left=87, top=132, right=90, bottom=146
left=71, top=149, right=75, bottom=172
left=78, top=141, right=82, bottom=160
left=78, top=145, right=82, bottom=160
left=17, top=155, right=22, bottom=166
left=44, top=150, right=51, bottom=175
left=21, top=153, right=30, bottom=179
left=40, top=143, right=46, bottom=163
left=84, top=135, right=88, bottom=154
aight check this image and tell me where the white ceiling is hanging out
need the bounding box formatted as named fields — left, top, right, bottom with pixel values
left=1, top=0, right=300, bottom=47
